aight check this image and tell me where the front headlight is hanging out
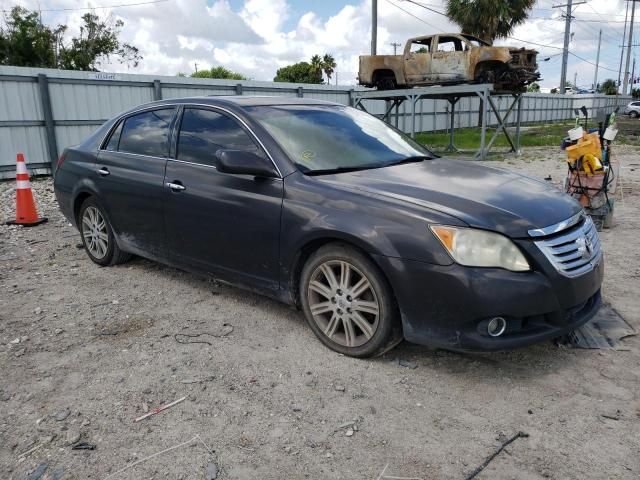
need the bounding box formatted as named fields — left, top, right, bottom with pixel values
left=430, top=225, right=530, bottom=272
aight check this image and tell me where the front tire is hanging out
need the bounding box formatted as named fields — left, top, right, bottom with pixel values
left=299, top=244, right=402, bottom=358
left=630, top=110, right=639, bottom=118
left=79, top=197, right=131, bottom=266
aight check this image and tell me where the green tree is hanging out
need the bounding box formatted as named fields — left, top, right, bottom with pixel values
left=599, top=79, right=618, bottom=95
left=191, top=66, right=247, bottom=80
left=0, top=7, right=56, bottom=67
left=445, top=0, right=536, bottom=43
left=310, top=54, right=323, bottom=79
left=0, top=7, right=141, bottom=70
left=527, top=82, right=540, bottom=93
left=274, top=61, right=323, bottom=84
left=322, top=54, right=336, bottom=83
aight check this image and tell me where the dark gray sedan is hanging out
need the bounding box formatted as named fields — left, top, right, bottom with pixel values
left=54, top=96, right=603, bottom=357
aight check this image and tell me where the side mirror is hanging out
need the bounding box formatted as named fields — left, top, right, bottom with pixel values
left=214, top=149, right=279, bottom=178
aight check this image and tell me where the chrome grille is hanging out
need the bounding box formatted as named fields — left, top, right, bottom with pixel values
left=533, top=214, right=602, bottom=278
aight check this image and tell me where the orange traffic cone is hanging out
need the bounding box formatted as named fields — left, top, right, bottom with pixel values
left=5, top=153, right=48, bottom=227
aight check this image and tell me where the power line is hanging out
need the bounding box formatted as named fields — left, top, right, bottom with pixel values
left=384, top=0, right=441, bottom=30
left=1, top=0, right=170, bottom=13
left=399, top=0, right=448, bottom=17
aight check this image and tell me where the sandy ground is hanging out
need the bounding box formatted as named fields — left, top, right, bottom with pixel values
left=1, top=146, right=639, bottom=480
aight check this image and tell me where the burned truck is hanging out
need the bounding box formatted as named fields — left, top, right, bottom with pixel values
left=358, top=33, right=540, bottom=91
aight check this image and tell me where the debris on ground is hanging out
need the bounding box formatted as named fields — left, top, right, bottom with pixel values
left=206, top=462, right=219, bottom=480
left=27, top=463, right=48, bottom=480
left=558, top=304, right=636, bottom=349
left=71, top=442, right=96, bottom=450
left=464, top=431, right=529, bottom=480
left=134, top=396, right=186, bottom=422
left=174, top=325, right=234, bottom=345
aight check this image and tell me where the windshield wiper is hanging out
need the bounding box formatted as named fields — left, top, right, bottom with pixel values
left=384, top=155, right=431, bottom=167
left=305, top=165, right=378, bottom=176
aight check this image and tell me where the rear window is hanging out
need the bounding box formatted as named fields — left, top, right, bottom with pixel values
left=118, top=108, right=175, bottom=157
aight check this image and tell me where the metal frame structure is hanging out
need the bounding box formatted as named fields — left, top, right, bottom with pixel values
left=351, top=83, right=524, bottom=160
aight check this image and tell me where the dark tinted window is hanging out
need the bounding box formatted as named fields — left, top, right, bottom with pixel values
left=104, top=121, right=123, bottom=151
left=177, top=108, right=263, bottom=166
left=118, top=108, right=174, bottom=157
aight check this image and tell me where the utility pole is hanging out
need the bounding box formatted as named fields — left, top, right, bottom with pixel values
left=593, top=29, right=602, bottom=92
left=371, top=0, right=377, bottom=55
left=553, top=1, right=586, bottom=94
left=390, top=42, right=401, bottom=55
left=194, top=63, right=198, bottom=73
left=632, top=58, right=637, bottom=93
left=574, top=71, right=577, bottom=91
left=623, top=0, right=637, bottom=95
left=618, top=1, right=630, bottom=93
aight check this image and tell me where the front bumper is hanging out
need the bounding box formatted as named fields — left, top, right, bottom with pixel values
left=372, top=253, right=604, bottom=352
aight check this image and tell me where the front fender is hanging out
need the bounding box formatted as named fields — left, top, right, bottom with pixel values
left=280, top=172, right=461, bottom=283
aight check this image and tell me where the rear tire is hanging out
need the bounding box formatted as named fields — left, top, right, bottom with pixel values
left=630, top=110, right=639, bottom=118
left=79, top=197, right=131, bottom=267
left=376, top=76, right=397, bottom=90
left=299, top=243, right=402, bottom=358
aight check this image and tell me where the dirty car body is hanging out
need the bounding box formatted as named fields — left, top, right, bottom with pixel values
left=54, top=97, right=601, bottom=355
left=359, top=33, right=540, bottom=91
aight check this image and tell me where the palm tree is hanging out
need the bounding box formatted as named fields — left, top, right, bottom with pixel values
left=310, top=54, right=323, bottom=83
left=322, top=54, right=337, bottom=83
left=445, top=0, right=535, bottom=44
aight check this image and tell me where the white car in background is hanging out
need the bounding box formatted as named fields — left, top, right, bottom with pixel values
left=624, top=101, right=640, bottom=118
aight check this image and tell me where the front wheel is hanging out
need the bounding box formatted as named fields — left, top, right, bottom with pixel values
left=630, top=110, right=639, bottom=118
left=299, top=244, right=402, bottom=357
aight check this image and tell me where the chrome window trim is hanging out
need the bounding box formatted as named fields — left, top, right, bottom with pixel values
left=98, top=105, right=176, bottom=158
left=98, top=102, right=283, bottom=178
left=528, top=211, right=585, bottom=238
left=165, top=157, right=283, bottom=180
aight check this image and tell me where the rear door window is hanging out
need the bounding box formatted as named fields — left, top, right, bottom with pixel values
left=176, top=107, right=264, bottom=167
left=118, top=108, right=175, bottom=157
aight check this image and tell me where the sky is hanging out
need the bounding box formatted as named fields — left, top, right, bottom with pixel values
left=0, top=0, right=636, bottom=89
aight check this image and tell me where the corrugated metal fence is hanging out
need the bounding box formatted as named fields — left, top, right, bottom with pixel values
left=0, top=65, right=630, bottom=179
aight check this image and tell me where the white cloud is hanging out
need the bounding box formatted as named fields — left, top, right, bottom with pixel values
left=7, top=0, right=632, bottom=87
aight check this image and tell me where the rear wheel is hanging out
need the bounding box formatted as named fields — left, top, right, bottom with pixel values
left=376, top=76, right=397, bottom=90
left=300, top=244, right=402, bottom=357
left=630, top=110, right=639, bottom=118
left=79, top=197, right=131, bottom=266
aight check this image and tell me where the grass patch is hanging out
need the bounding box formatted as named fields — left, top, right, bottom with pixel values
left=416, top=118, right=640, bottom=152
left=415, top=122, right=574, bottom=151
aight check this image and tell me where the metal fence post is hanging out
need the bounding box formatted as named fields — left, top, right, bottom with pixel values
left=235, top=83, right=243, bottom=95
left=37, top=74, right=59, bottom=173
left=297, top=86, right=304, bottom=98
left=153, top=79, right=162, bottom=100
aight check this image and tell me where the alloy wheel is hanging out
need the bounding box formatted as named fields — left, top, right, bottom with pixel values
left=82, top=206, right=109, bottom=259
left=307, top=260, right=380, bottom=348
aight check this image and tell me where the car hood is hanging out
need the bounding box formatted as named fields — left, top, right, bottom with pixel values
left=316, top=158, right=582, bottom=238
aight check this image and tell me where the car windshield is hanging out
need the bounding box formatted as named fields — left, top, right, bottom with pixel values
left=246, top=104, right=433, bottom=174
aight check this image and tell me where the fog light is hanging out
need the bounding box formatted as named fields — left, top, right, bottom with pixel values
left=487, top=317, right=507, bottom=337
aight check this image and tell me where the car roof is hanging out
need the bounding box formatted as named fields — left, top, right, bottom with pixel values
left=136, top=95, right=340, bottom=111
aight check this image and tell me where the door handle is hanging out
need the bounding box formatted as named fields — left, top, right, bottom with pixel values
left=97, top=167, right=110, bottom=176
left=166, top=181, right=186, bottom=192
